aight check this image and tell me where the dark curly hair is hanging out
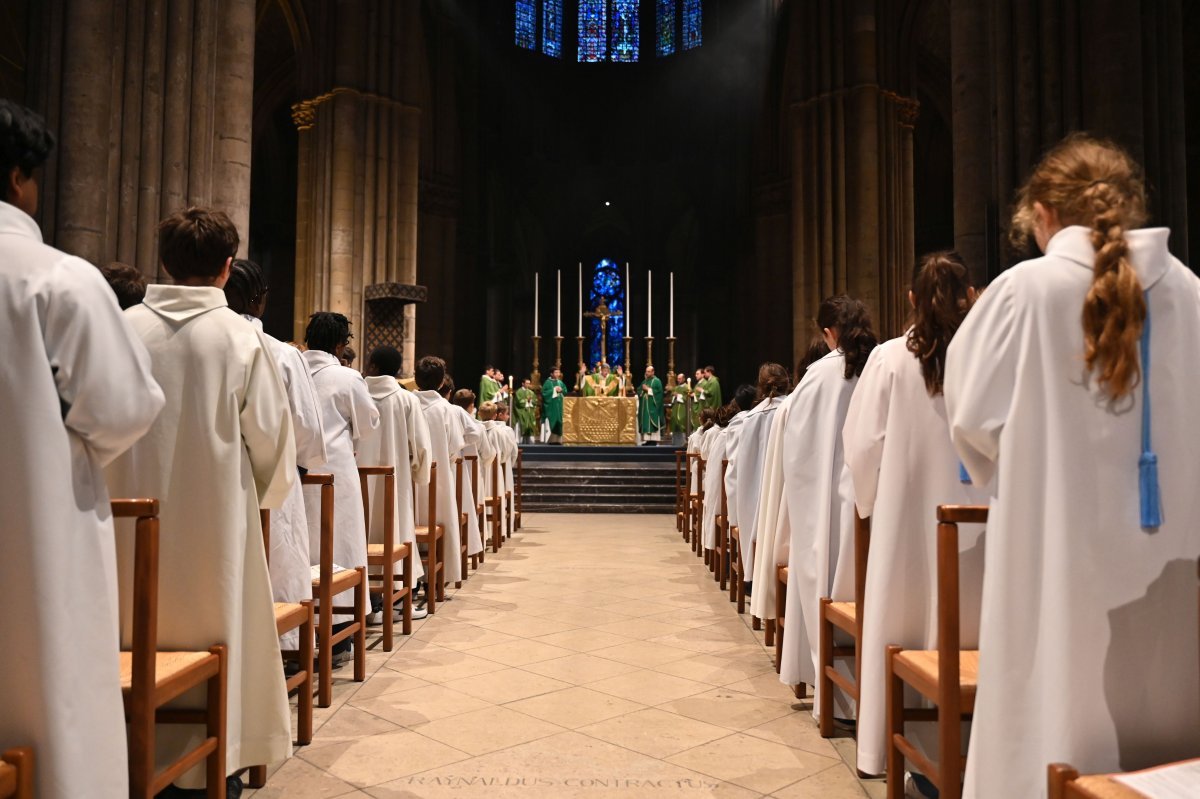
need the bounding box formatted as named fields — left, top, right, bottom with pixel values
left=0, top=100, right=54, bottom=202
left=816, top=295, right=877, bottom=379
left=225, top=258, right=269, bottom=316
left=305, top=311, right=351, bottom=355
left=906, top=251, right=974, bottom=396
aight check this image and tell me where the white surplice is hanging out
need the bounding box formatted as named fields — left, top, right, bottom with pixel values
left=303, top=350, right=379, bottom=622
left=0, top=201, right=164, bottom=799
left=701, top=427, right=729, bottom=550
left=453, top=405, right=493, bottom=562
left=844, top=335, right=988, bottom=776
left=107, top=285, right=296, bottom=785
left=749, top=391, right=799, bottom=623
left=687, top=426, right=709, bottom=493
left=414, top=391, right=466, bottom=585
left=727, top=396, right=783, bottom=579
left=483, top=420, right=518, bottom=526
left=242, top=317, right=327, bottom=649
left=945, top=226, right=1200, bottom=799
left=357, top=376, right=431, bottom=582
left=777, top=350, right=859, bottom=718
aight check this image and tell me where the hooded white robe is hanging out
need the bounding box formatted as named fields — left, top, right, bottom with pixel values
left=727, top=396, right=783, bottom=577
left=414, top=391, right=467, bottom=585
left=357, top=376, right=432, bottom=582
left=482, top=420, right=518, bottom=527
left=843, top=335, right=988, bottom=776
left=107, top=284, right=296, bottom=785
left=303, top=350, right=380, bottom=622
left=777, top=350, right=859, bottom=719
left=453, top=405, right=493, bottom=559
left=701, top=427, right=730, bottom=550
left=0, top=201, right=164, bottom=799
left=687, top=426, right=708, bottom=493
left=750, top=389, right=799, bottom=621
left=946, top=226, right=1200, bottom=799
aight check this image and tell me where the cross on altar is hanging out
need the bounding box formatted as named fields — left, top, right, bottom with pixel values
left=583, top=299, right=622, bottom=362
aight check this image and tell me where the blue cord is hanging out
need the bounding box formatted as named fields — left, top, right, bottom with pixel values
left=1139, top=290, right=1163, bottom=529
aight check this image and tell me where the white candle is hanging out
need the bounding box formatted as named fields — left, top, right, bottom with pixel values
left=625, top=262, right=631, bottom=339
left=578, top=262, right=583, bottom=337
left=670, top=272, right=674, bottom=338
left=534, top=273, right=539, bottom=338
left=556, top=270, right=561, bottom=337
left=647, top=270, right=653, bottom=337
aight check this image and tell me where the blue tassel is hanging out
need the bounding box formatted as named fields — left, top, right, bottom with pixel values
left=958, top=461, right=972, bottom=485
left=1139, top=452, right=1163, bottom=529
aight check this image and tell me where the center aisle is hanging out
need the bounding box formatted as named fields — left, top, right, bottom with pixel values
left=247, top=514, right=877, bottom=798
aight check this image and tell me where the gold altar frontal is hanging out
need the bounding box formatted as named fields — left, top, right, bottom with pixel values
left=562, top=396, right=638, bottom=446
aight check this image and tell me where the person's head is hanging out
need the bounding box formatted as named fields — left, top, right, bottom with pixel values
left=305, top=312, right=352, bottom=358
left=816, top=294, right=878, bottom=379
left=734, top=383, right=758, bottom=412
left=479, top=401, right=498, bottom=421
left=440, top=375, right=457, bottom=399
left=699, top=408, right=717, bottom=430
left=415, top=355, right=446, bottom=391
left=755, top=363, right=791, bottom=403
left=367, top=346, right=403, bottom=378
left=452, top=388, right=476, bottom=412
left=645, top=365, right=655, bottom=378
left=906, top=251, right=975, bottom=396
left=615, top=364, right=624, bottom=375
left=796, top=333, right=831, bottom=383
left=716, top=403, right=736, bottom=428
left=0, top=100, right=54, bottom=216
left=694, top=369, right=704, bottom=382
left=224, top=258, right=268, bottom=318
left=551, top=367, right=562, bottom=380
left=704, top=365, right=715, bottom=377
left=1011, top=133, right=1150, bottom=400
left=340, top=346, right=356, bottom=368
left=595, top=361, right=603, bottom=373
left=99, top=262, right=147, bottom=310
left=484, top=364, right=495, bottom=378
left=600, top=362, right=610, bottom=375
left=677, top=373, right=686, bottom=384
left=157, top=207, right=239, bottom=286
left=498, top=403, right=510, bottom=421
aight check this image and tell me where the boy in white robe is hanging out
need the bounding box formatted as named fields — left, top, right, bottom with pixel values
left=303, top=312, right=380, bottom=641
left=413, top=357, right=467, bottom=599
left=0, top=100, right=165, bottom=799
left=450, top=387, right=493, bottom=563
left=106, top=207, right=296, bottom=790
left=358, top=345, right=432, bottom=620
left=480, top=402, right=519, bottom=540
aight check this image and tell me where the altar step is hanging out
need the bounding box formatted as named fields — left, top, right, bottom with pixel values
left=519, top=460, right=679, bottom=515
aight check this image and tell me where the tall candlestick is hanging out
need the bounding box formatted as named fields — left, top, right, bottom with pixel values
left=578, top=262, right=583, bottom=338
left=670, top=272, right=674, bottom=339
left=534, top=273, right=539, bottom=338
left=647, top=270, right=653, bottom=338
left=625, top=262, right=631, bottom=339
left=556, top=270, right=561, bottom=337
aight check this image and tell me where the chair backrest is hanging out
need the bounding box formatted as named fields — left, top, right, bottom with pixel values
left=359, top=466, right=396, bottom=551
left=0, top=747, right=34, bottom=799
left=261, top=509, right=270, bottom=566
left=936, top=505, right=989, bottom=710
left=720, top=459, right=729, bottom=522
left=854, top=514, right=871, bottom=620
left=301, top=473, right=336, bottom=589
left=111, top=498, right=161, bottom=764
left=465, top=453, right=480, bottom=502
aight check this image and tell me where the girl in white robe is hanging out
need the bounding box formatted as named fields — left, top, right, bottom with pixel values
left=303, top=313, right=380, bottom=627
left=414, top=367, right=467, bottom=593
left=778, top=296, right=877, bottom=719
left=700, top=416, right=730, bottom=551
left=843, top=252, right=987, bottom=778
left=0, top=189, right=164, bottom=798
left=945, top=136, right=1200, bottom=799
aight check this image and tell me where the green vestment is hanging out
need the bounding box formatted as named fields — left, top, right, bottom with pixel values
left=670, top=384, right=692, bottom=433
left=542, top=379, right=566, bottom=435
left=598, top=373, right=619, bottom=397
left=580, top=374, right=597, bottom=397
left=638, top=377, right=664, bottom=435
left=703, top=376, right=723, bottom=411
left=479, top=374, right=500, bottom=405
left=515, top=387, right=538, bottom=436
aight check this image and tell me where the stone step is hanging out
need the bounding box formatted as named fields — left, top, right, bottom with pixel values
left=521, top=502, right=676, bottom=515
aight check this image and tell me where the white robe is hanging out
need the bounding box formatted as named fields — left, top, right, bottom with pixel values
left=453, top=405, right=493, bottom=559
left=303, top=350, right=380, bottom=622
left=727, top=396, right=783, bottom=577
left=750, top=389, right=799, bottom=620
left=777, top=350, right=859, bottom=720
left=843, top=335, right=988, bottom=776
left=700, top=427, right=729, bottom=550
left=107, top=285, right=295, bottom=784
left=687, top=427, right=708, bottom=493
left=0, top=201, right=164, bottom=799
left=414, top=391, right=467, bottom=585
left=242, top=317, right=327, bottom=650
left=946, top=226, right=1200, bottom=799
left=483, top=420, right=518, bottom=525
left=356, top=376, right=432, bottom=582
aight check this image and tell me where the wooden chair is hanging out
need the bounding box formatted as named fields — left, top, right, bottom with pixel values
left=462, top=454, right=478, bottom=580
left=692, top=458, right=706, bottom=557
left=818, top=513, right=871, bottom=738
left=484, top=457, right=504, bottom=553
left=715, top=459, right=729, bottom=592
left=684, top=452, right=700, bottom=544
left=414, top=462, right=444, bottom=612
left=302, top=473, right=367, bottom=708
left=675, top=450, right=686, bottom=534
left=358, top=466, right=415, bottom=650
left=112, top=499, right=227, bottom=799
left=886, top=505, right=988, bottom=799
left=0, top=748, right=33, bottom=799
left=503, top=454, right=515, bottom=540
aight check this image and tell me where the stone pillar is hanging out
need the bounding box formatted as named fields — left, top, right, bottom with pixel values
left=950, top=0, right=991, bottom=280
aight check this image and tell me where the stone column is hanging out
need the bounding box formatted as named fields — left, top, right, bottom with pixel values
left=950, top=0, right=991, bottom=280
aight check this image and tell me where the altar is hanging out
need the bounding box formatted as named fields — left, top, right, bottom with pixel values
left=562, top=396, right=638, bottom=446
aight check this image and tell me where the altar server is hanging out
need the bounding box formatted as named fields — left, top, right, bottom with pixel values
left=700, top=406, right=733, bottom=551
left=946, top=135, right=1200, bottom=799
left=0, top=100, right=164, bottom=799
left=844, top=252, right=987, bottom=778
left=413, top=356, right=467, bottom=594
left=450, top=391, right=494, bottom=566
left=542, top=367, right=567, bottom=443
left=225, top=259, right=328, bottom=649
left=303, top=312, right=380, bottom=632
left=107, top=207, right=296, bottom=789
left=359, top=346, right=432, bottom=614
left=777, top=296, right=876, bottom=714
left=515, top=378, right=539, bottom=443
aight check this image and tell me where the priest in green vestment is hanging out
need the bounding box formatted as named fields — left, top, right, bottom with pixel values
left=479, top=366, right=501, bottom=406
left=597, top=362, right=620, bottom=397
left=515, top=379, right=538, bottom=443
left=670, top=374, right=692, bottom=441
left=542, top=368, right=567, bottom=444
left=700, top=366, right=722, bottom=412
left=580, top=362, right=599, bottom=397
left=638, top=366, right=665, bottom=443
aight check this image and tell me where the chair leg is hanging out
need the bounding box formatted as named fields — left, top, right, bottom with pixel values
left=298, top=603, right=314, bottom=745
left=317, top=604, right=333, bottom=708
left=940, top=688, right=962, bottom=799
left=247, top=766, right=267, bottom=789
left=382, top=560, right=394, bottom=653
left=401, top=547, right=414, bottom=637
left=818, top=599, right=834, bottom=737
left=764, top=617, right=775, bottom=647
left=1048, top=764, right=1079, bottom=799
left=752, top=615, right=761, bottom=631
left=207, top=645, right=228, bottom=799
left=353, top=569, right=367, bottom=683
left=886, top=646, right=905, bottom=799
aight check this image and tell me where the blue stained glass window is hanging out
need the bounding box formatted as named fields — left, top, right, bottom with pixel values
left=610, top=0, right=640, bottom=63
left=542, top=0, right=563, bottom=58
left=656, top=0, right=676, bottom=57
left=578, top=0, right=607, bottom=62
left=683, top=0, right=702, bottom=50
left=587, top=259, right=625, bottom=370
left=515, top=0, right=536, bottom=50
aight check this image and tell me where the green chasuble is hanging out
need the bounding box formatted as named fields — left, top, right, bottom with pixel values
left=599, top=374, right=620, bottom=397
left=580, top=374, right=597, bottom=397
left=479, top=374, right=500, bottom=405
left=515, top=387, right=538, bottom=436
left=704, top=376, right=723, bottom=410
left=541, top=379, right=566, bottom=434
left=670, top=384, right=692, bottom=432
left=638, top=377, right=664, bottom=434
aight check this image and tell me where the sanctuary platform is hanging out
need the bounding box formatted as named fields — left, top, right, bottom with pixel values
left=519, top=445, right=682, bottom=515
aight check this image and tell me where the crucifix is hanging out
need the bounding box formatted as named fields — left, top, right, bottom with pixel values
left=583, top=299, right=623, bottom=363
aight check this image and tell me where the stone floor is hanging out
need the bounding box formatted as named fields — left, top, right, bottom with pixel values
left=246, top=513, right=885, bottom=798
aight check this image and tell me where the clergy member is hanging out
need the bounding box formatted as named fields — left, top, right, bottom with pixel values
left=479, top=366, right=500, bottom=406
left=700, top=366, right=723, bottom=413
left=0, top=99, right=165, bottom=799
left=669, top=374, right=691, bottom=444
left=598, top=362, right=620, bottom=396
left=638, top=365, right=665, bottom=443
left=358, top=346, right=433, bottom=620
left=542, top=367, right=567, bottom=444
left=515, top=378, right=538, bottom=443
left=107, top=207, right=296, bottom=792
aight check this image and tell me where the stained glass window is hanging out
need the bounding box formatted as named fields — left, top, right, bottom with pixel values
left=656, top=0, right=676, bottom=57
left=683, top=0, right=702, bottom=50
left=542, top=0, right=563, bottom=58
left=587, top=260, right=625, bottom=370
left=611, top=0, right=640, bottom=63
left=515, top=0, right=537, bottom=50
left=578, top=0, right=607, bottom=62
